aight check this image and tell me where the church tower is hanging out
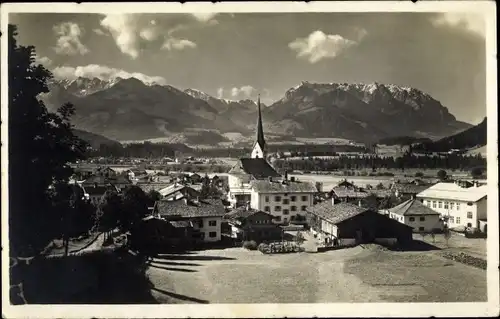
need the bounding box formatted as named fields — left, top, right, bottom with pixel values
left=251, top=95, right=266, bottom=159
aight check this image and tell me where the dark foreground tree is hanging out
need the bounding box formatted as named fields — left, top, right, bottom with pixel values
left=8, top=24, right=88, bottom=257
left=437, top=170, right=448, bottom=181
left=97, top=190, right=122, bottom=239
left=121, top=186, right=150, bottom=230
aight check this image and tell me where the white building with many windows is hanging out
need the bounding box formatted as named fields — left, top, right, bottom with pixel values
left=416, top=182, right=487, bottom=230
left=249, top=177, right=317, bottom=224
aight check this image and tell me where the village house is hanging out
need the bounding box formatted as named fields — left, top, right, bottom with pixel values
left=158, top=183, right=201, bottom=201
left=131, top=215, right=196, bottom=250
left=328, top=179, right=370, bottom=202
left=81, top=184, right=119, bottom=205
left=306, top=199, right=413, bottom=247
left=391, top=179, right=432, bottom=199
left=125, top=168, right=149, bottom=181
left=152, top=198, right=226, bottom=243
left=417, top=181, right=487, bottom=231
left=188, top=173, right=203, bottom=184
left=249, top=175, right=316, bottom=225
left=383, top=198, right=443, bottom=233
left=224, top=206, right=283, bottom=243
left=82, top=174, right=132, bottom=191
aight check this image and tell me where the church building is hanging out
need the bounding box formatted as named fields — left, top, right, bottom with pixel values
left=227, top=95, right=281, bottom=208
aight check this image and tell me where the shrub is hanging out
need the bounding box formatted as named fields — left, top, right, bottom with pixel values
left=257, top=243, right=269, bottom=253
left=437, top=169, right=447, bottom=180
left=471, top=167, right=485, bottom=178
left=242, top=240, right=258, bottom=250
left=415, top=171, right=424, bottom=178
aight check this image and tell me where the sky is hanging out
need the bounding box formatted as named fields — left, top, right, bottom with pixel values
left=9, top=11, right=487, bottom=124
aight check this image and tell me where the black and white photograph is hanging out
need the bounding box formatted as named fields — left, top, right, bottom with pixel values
left=1, top=1, right=498, bottom=318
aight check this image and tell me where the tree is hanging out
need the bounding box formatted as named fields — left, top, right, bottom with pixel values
left=121, top=186, right=150, bottom=230
left=437, top=170, right=448, bottom=181
left=443, top=228, right=452, bottom=248
left=471, top=167, right=484, bottom=179
left=362, top=194, right=379, bottom=211
left=376, top=182, right=385, bottom=190
left=415, top=171, right=424, bottom=178
left=97, top=190, right=122, bottom=239
left=147, top=190, right=162, bottom=206
left=8, top=24, right=88, bottom=257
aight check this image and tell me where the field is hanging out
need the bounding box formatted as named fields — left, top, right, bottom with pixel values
left=144, top=244, right=486, bottom=304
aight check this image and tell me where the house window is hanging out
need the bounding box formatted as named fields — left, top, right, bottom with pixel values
left=456, top=203, right=460, bottom=210
left=301, top=205, right=307, bottom=211
left=209, top=220, right=217, bottom=227
left=291, top=206, right=297, bottom=212
left=275, top=206, right=282, bottom=212
left=467, top=202, right=473, bottom=206
left=438, top=201, right=442, bottom=208
left=419, top=227, right=425, bottom=232
left=444, top=202, right=449, bottom=209
left=275, top=196, right=282, bottom=202
left=291, top=196, right=297, bottom=202
left=264, top=206, right=270, bottom=212
left=467, top=212, right=473, bottom=219
left=419, top=217, right=425, bottom=221
left=209, top=232, right=217, bottom=238
left=283, top=199, right=290, bottom=205
left=290, top=215, right=295, bottom=221
left=467, top=223, right=472, bottom=228
left=283, top=218, right=288, bottom=223
left=456, top=217, right=461, bottom=224
left=432, top=201, right=436, bottom=208
left=409, top=217, right=415, bottom=222
left=449, top=216, right=455, bottom=224
left=265, top=196, right=269, bottom=202
left=283, top=209, right=290, bottom=215
left=301, top=196, right=308, bottom=201
left=275, top=216, right=282, bottom=221
left=450, top=202, right=455, bottom=210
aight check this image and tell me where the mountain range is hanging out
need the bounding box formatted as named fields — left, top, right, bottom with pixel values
left=41, top=77, right=472, bottom=146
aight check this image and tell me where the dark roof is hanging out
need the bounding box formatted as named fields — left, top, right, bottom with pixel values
left=388, top=199, right=440, bottom=216
left=306, top=201, right=370, bottom=225
left=169, top=220, right=193, bottom=228
left=224, top=207, right=273, bottom=220
left=154, top=198, right=225, bottom=218
left=229, top=158, right=281, bottom=179
left=136, top=182, right=173, bottom=193
left=83, top=185, right=117, bottom=196
left=332, top=187, right=370, bottom=198
left=336, top=180, right=356, bottom=188
left=82, top=174, right=131, bottom=186
left=392, top=183, right=429, bottom=194
left=250, top=179, right=317, bottom=193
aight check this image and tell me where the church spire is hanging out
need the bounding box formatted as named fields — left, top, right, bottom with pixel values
left=251, top=94, right=266, bottom=159
left=256, top=94, right=265, bottom=149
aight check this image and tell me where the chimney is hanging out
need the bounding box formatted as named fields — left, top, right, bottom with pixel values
left=331, top=197, right=335, bottom=206
left=183, top=197, right=188, bottom=205
left=358, top=200, right=362, bottom=207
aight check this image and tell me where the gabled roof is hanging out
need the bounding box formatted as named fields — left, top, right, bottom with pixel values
left=228, top=158, right=281, bottom=179
left=158, top=183, right=200, bottom=198
left=306, top=201, right=370, bottom=225
left=82, top=174, right=131, bottom=186
left=417, top=182, right=488, bottom=202
left=250, top=179, right=317, bottom=193
left=154, top=198, right=225, bottom=219
left=224, top=207, right=274, bottom=220
left=331, top=187, right=370, bottom=198
left=388, top=199, right=440, bottom=216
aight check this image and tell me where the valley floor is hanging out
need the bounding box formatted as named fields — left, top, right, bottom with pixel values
left=145, top=246, right=486, bottom=304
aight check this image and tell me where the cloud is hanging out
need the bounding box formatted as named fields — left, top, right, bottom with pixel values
left=53, top=22, right=89, bottom=55
left=161, top=37, right=197, bottom=51
left=52, top=64, right=167, bottom=85
left=288, top=30, right=358, bottom=63
left=34, top=55, right=53, bottom=66
left=432, top=13, right=485, bottom=38
left=190, top=12, right=218, bottom=23
left=100, top=14, right=142, bottom=59
left=93, top=28, right=107, bottom=36
left=216, top=87, right=224, bottom=99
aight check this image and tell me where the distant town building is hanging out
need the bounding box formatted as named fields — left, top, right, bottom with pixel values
left=417, top=181, right=487, bottom=230
left=82, top=174, right=132, bottom=191
left=82, top=184, right=119, bottom=205
left=328, top=179, right=370, bottom=202
left=158, top=183, right=201, bottom=201
left=384, top=198, right=443, bottom=233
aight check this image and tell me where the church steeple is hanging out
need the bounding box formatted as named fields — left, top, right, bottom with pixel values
left=251, top=94, right=266, bottom=159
